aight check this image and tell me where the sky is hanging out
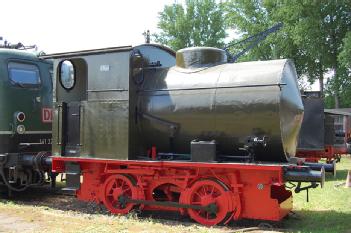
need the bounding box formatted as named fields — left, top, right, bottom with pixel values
left=0, top=0, right=319, bottom=90
left=0, top=0, right=177, bottom=53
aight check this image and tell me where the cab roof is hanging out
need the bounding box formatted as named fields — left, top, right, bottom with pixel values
left=40, top=44, right=175, bottom=60
left=0, top=48, right=39, bottom=59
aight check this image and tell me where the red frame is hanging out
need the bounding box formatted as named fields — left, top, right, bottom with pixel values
left=53, top=157, right=292, bottom=225
left=296, top=145, right=346, bottom=163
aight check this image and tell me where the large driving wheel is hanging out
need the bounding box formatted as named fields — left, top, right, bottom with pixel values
left=102, top=174, right=138, bottom=214
left=184, top=179, right=232, bottom=226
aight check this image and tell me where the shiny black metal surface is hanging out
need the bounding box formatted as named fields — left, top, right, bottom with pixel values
left=176, top=47, right=227, bottom=69
left=297, top=96, right=325, bottom=150
left=304, top=161, right=336, bottom=177
left=284, top=166, right=325, bottom=184
left=138, top=49, right=303, bottom=162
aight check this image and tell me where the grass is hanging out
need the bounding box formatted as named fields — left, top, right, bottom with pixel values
left=284, top=156, right=351, bottom=233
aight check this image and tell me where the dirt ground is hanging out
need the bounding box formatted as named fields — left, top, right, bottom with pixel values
left=0, top=186, right=286, bottom=233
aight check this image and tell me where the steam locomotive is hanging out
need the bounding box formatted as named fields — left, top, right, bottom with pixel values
left=0, top=47, right=53, bottom=193
left=42, top=44, right=324, bottom=226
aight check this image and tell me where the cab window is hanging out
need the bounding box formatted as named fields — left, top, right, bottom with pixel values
left=8, top=62, right=41, bottom=87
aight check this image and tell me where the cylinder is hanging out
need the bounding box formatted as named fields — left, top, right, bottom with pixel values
left=137, top=47, right=304, bottom=162
left=176, top=47, right=227, bottom=69
left=284, top=166, right=325, bottom=185
left=304, top=161, right=336, bottom=176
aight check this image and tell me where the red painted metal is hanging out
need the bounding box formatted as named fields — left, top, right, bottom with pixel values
left=296, top=144, right=347, bottom=162
left=182, top=179, right=233, bottom=226
left=151, top=146, right=157, bottom=160
left=101, top=174, right=141, bottom=214
left=52, top=157, right=292, bottom=226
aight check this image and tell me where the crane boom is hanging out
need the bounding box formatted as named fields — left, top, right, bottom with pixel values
left=225, top=22, right=283, bottom=63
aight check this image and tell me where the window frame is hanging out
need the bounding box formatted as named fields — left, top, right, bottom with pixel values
left=7, top=61, right=42, bottom=88
left=58, top=59, right=76, bottom=91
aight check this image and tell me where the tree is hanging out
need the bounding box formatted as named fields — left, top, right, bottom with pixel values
left=339, top=32, right=351, bottom=69
left=154, top=0, right=226, bottom=51
left=324, top=76, right=351, bottom=108
left=224, top=0, right=351, bottom=107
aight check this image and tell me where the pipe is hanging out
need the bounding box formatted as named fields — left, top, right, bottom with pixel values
left=284, top=166, right=325, bottom=187
left=44, top=156, right=52, bottom=167
left=303, top=161, right=336, bottom=177
left=0, top=165, right=28, bottom=192
left=20, top=152, right=52, bottom=171
left=157, top=153, right=190, bottom=160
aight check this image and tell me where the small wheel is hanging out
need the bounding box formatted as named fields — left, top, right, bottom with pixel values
left=185, top=179, right=232, bottom=226
left=102, top=174, right=138, bottom=214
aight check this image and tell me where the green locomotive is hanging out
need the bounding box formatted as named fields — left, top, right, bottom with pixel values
left=0, top=45, right=53, bottom=192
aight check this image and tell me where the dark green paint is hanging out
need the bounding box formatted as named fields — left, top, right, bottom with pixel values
left=0, top=48, right=52, bottom=153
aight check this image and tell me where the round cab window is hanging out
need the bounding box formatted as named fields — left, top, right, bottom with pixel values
left=59, top=60, right=75, bottom=90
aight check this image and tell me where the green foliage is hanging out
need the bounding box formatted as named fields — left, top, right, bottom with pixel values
left=224, top=1, right=275, bottom=61
left=224, top=0, right=351, bottom=107
left=324, top=67, right=351, bottom=108
left=154, top=0, right=226, bottom=51
left=339, top=32, right=351, bottom=68
left=224, top=0, right=325, bottom=86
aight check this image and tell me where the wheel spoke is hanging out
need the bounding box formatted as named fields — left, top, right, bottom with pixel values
left=186, top=179, right=231, bottom=226
left=210, top=186, right=215, bottom=195
left=102, top=175, right=138, bottom=215
left=201, top=186, right=207, bottom=195
left=194, top=191, right=202, bottom=198
left=204, top=185, right=208, bottom=194
left=123, top=187, right=131, bottom=193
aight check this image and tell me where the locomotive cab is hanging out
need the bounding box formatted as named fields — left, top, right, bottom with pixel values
left=0, top=48, right=53, bottom=191
left=47, top=44, right=176, bottom=160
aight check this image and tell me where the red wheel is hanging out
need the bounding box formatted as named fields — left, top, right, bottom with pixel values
left=102, top=174, right=138, bottom=214
left=185, top=179, right=232, bottom=226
